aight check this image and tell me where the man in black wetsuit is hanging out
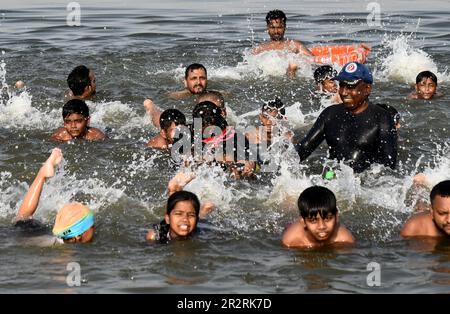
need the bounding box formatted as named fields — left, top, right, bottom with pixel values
left=295, top=62, right=397, bottom=173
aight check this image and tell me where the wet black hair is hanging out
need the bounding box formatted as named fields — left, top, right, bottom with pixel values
left=298, top=186, right=338, bottom=219
left=262, top=97, right=285, bottom=117
left=62, top=99, right=89, bottom=119
left=167, top=190, right=200, bottom=217
left=416, top=71, right=438, bottom=85
left=67, top=65, right=91, bottom=96
left=266, top=10, right=287, bottom=25
left=185, top=63, right=207, bottom=79
left=314, top=65, right=337, bottom=84
left=430, top=180, right=450, bottom=205
left=193, top=101, right=228, bottom=131
left=376, top=104, right=400, bottom=125
left=159, top=109, right=186, bottom=131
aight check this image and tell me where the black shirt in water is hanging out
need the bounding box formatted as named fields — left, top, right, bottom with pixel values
left=294, top=103, right=398, bottom=172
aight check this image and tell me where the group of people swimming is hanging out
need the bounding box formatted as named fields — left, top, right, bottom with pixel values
left=12, top=9, right=449, bottom=248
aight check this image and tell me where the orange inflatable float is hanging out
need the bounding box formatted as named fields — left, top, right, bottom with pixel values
left=309, top=44, right=371, bottom=65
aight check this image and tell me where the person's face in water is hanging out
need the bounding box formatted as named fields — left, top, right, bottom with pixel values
left=339, top=81, right=372, bottom=113
left=267, top=19, right=286, bottom=41
left=431, top=195, right=450, bottom=236
left=63, top=226, right=95, bottom=244
left=63, top=113, right=89, bottom=138
left=161, top=122, right=179, bottom=145
left=184, top=69, right=207, bottom=94
left=165, top=200, right=198, bottom=239
left=321, top=79, right=338, bottom=94
left=303, top=212, right=337, bottom=242
left=259, top=109, right=280, bottom=127
left=415, top=77, right=437, bottom=99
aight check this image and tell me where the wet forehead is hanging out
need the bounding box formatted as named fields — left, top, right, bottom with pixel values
left=433, top=195, right=450, bottom=212
left=187, top=68, right=206, bottom=79
left=172, top=200, right=196, bottom=212
left=268, top=19, right=285, bottom=27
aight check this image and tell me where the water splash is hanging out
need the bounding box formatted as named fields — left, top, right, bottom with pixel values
left=210, top=49, right=314, bottom=80
left=0, top=159, right=125, bottom=222
left=420, top=142, right=450, bottom=187
left=0, top=60, right=60, bottom=131
left=374, top=34, right=450, bottom=84
left=88, top=100, right=149, bottom=139
left=0, top=90, right=60, bottom=130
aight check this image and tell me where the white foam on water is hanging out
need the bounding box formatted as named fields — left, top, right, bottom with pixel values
left=210, top=49, right=314, bottom=80
left=0, top=59, right=8, bottom=91
left=0, top=160, right=125, bottom=222
left=0, top=171, right=23, bottom=219
left=284, top=102, right=307, bottom=128
left=88, top=100, right=149, bottom=139
left=374, top=34, right=450, bottom=84
left=0, top=60, right=61, bottom=131
left=181, top=163, right=239, bottom=211
left=0, top=91, right=61, bottom=130
left=420, top=143, right=450, bottom=188
left=166, top=50, right=316, bottom=81
left=232, top=102, right=309, bottom=133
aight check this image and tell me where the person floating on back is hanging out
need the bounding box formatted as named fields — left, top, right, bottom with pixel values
left=401, top=180, right=450, bottom=238
left=408, top=71, right=438, bottom=100
left=15, top=148, right=95, bottom=245
left=52, top=99, right=105, bottom=142
left=65, top=65, right=97, bottom=101
left=282, top=186, right=355, bottom=248
left=147, top=109, right=186, bottom=150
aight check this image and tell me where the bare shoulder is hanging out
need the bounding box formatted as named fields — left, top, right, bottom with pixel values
left=86, top=127, right=106, bottom=141
left=51, top=127, right=71, bottom=141
left=147, top=135, right=168, bottom=150
left=335, top=224, right=355, bottom=244
left=252, top=42, right=270, bottom=54
left=401, top=211, right=437, bottom=237
left=289, top=39, right=312, bottom=55
left=282, top=221, right=307, bottom=248
left=167, top=89, right=190, bottom=100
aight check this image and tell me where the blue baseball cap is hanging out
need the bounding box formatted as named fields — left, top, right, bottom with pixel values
left=332, top=62, right=373, bottom=85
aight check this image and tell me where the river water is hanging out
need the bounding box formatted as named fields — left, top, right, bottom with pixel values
left=0, top=0, right=449, bottom=293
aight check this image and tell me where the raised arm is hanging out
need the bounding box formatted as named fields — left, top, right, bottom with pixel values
left=143, top=98, right=162, bottom=129
left=167, top=171, right=214, bottom=218
left=167, top=171, right=196, bottom=196
left=16, top=148, right=63, bottom=221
